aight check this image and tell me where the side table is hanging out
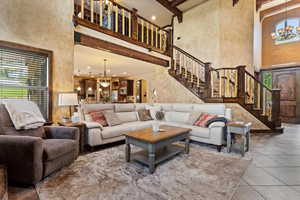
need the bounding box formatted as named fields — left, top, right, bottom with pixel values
left=227, top=122, right=252, bottom=156
left=58, top=122, right=86, bottom=153
left=0, top=165, right=7, bottom=200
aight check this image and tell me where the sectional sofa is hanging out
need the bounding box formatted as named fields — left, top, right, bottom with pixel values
left=79, top=103, right=232, bottom=151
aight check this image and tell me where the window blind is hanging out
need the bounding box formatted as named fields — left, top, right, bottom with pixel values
left=0, top=46, right=50, bottom=120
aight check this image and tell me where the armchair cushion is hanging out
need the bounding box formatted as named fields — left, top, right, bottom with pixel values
left=44, top=126, right=79, bottom=140
left=43, top=139, right=77, bottom=161
left=44, top=126, right=79, bottom=158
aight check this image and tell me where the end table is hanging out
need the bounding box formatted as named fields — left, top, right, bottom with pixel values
left=0, top=165, right=7, bottom=200
left=58, top=122, right=86, bottom=153
left=227, top=122, right=252, bottom=156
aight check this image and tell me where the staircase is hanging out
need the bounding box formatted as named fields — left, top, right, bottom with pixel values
left=169, top=46, right=282, bottom=131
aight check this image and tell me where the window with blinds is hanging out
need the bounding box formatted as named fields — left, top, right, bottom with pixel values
left=0, top=46, right=50, bottom=120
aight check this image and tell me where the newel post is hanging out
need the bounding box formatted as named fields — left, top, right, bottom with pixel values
left=131, top=8, right=138, bottom=40
left=272, top=89, right=281, bottom=127
left=236, top=65, right=246, bottom=103
left=204, top=62, right=212, bottom=98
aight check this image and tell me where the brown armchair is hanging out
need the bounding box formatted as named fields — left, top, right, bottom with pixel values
left=0, top=105, right=79, bottom=185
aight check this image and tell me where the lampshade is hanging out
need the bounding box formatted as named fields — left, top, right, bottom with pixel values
left=58, top=93, right=78, bottom=106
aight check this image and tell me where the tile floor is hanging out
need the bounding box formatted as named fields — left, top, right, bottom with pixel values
left=232, top=124, right=300, bottom=200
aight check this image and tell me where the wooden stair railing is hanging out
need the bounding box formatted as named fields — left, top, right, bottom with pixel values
left=73, top=0, right=171, bottom=56
left=169, top=46, right=281, bottom=130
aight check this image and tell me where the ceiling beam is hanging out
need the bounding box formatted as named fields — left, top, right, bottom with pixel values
left=171, top=0, right=187, bottom=7
left=154, top=0, right=183, bottom=23
left=74, top=32, right=170, bottom=67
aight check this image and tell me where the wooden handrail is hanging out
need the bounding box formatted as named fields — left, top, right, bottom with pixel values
left=173, top=45, right=205, bottom=66
left=244, top=71, right=273, bottom=92
left=74, top=0, right=170, bottom=55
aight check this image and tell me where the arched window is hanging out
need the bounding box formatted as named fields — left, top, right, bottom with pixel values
left=272, top=18, right=300, bottom=45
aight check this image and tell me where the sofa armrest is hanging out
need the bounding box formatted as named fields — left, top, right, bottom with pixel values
left=0, top=135, right=43, bottom=184
left=208, top=121, right=226, bottom=128
left=44, top=126, right=79, bottom=141
left=209, top=126, right=226, bottom=146
left=82, top=121, right=103, bottom=130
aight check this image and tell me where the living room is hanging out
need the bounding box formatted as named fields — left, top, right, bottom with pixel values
left=1, top=0, right=300, bottom=200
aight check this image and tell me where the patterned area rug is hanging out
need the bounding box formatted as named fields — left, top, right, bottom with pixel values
left=37, top=143, right=251, bottom=200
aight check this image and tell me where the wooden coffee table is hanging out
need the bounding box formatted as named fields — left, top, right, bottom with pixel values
left=125, top=125, right=191, bottom=173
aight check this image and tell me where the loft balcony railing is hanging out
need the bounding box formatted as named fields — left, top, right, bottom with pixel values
left=74, top=0, right=171, bottom=56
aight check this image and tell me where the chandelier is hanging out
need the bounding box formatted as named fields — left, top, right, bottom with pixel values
left=99, top=59, right=110, bottom=88
left=271, top=0, right=300, bottom=41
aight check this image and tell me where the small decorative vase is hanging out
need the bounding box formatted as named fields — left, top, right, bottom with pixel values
left=152, top=122, right=160, bottom=133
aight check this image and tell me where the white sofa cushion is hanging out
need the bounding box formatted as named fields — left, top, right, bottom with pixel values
left=81, top=104, right=114, bottom=114
left=101, top=124, right=132, bottom=139
left=164, top=111, right=190, bottom=124
left=135, top=103, right=147, bottom=110
left=157, top=104, right=173, bottom=111
left=193, top=104, right=225, bottom=116
left=115, top=104, right=135, bottom=112
left=116, top=112, right=139, bottom=123
left=125, top=121, right=154, bottom=131
left=173, top=104, right=193, bottom=112
left=160, top=121, right=210, bottom=138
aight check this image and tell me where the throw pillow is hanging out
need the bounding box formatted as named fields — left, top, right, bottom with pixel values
left=155, top=111, right=165, bottom=121
left=186, top=112, right=202, bottom=125
left=145, top=105, right=161, bottom=120
left=103, top=111, right=122, bottom=126
left=194, top=113, right=217, bottom=127
left=88, top=110, right=108, bottom=127
left=137, top=109, right=153, bottom=121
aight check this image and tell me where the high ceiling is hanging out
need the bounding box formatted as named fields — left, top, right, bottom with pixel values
left=116, top=0, right=208, bottom=26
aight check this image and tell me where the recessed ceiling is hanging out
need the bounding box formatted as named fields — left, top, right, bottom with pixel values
left=74, top=45, right=163, bottom=77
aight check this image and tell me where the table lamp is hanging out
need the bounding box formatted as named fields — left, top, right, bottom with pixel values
left=58, top=93, right=78, bottom=122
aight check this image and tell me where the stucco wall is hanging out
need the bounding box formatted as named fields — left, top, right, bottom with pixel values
left=0, top=0, right=75, bottom=121
left=174, top=0, right=221, bottom=67
left=129, top=66, right=204, bottom=104
left=220, top=0, right=254, bottom=73
left=174, top=0, right=254, bottom=73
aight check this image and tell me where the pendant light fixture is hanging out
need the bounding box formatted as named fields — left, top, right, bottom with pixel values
left=99, top=59, right=110, bottom=87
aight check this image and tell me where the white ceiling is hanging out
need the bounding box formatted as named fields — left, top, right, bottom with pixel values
left=74, top=45, right=163, bottom=77
left=75, top=0, right=209, bottom=27
left=178, top=0, right=209, bottom=12
left=116, top=0, right=173, bottom=27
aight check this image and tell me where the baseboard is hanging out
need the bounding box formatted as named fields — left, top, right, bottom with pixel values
left=250, top=127, right=284, bottom=134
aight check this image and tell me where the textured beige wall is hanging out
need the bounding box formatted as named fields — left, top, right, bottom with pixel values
left=129, top=66, right=204, bottom=104
left=174, top=0, right=221, bottom=67
left=225, top=104, right=268, bottom=130
left=220, top=0, right=254, bottom=73
left=174, top=0, right=254, bottom=72
left=0, top=0, right=74, bottom=121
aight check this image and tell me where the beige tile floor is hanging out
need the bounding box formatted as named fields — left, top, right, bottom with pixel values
left=232, top=124, right=300, bottom=200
